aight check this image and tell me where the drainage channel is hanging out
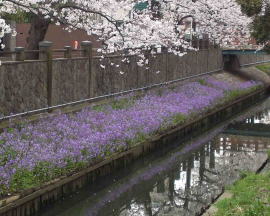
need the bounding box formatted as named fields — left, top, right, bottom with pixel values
left=36, top=96, right=270, bottom=216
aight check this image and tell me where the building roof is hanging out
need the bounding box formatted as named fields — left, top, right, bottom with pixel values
left=134, top=1, right=149, bottom=11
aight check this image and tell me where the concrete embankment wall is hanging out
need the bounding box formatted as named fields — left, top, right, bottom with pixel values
left=0, top=48, right=222, bottom=115
left=1, top=49, right=270, bottom=115
left=224, top=53, right=270, bottom=85
left=237, top=53, right=270, bottom=66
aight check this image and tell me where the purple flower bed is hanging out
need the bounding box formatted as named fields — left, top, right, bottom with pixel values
left=0, top=77, right=263, bottom=195
left=205, top=77, right=259, bottom=91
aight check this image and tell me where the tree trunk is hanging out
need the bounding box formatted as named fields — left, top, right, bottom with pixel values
left=26, top=14, right=50, bottom=59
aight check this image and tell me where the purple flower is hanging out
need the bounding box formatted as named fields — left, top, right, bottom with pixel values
left=0, top=77, right=262, bottom=194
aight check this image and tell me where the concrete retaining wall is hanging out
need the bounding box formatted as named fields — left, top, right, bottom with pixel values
left=52, top=58, right=90, bottom=106
left=237, top=53, right=270, bottom=66
left=0, top=61, right=48, bottom=114
left=0, top=47, right=239, bottom=115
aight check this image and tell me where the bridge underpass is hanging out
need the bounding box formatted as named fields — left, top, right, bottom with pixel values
left=222, top=49, right=270, bottom=86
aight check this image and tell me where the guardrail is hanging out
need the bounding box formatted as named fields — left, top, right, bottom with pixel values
left=0, top=67, right=223, bottom=122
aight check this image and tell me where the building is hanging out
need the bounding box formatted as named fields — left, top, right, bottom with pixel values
left=16, top=23, right=101, bottom=50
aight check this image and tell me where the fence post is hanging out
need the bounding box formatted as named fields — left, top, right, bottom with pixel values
left=164, top=47, right=169, bottom=82
left=15, top=47, right=25, bottom=61
left=64, top=46, right=72, bottom=58
left=81, top=41, right=92, bottom=57
left=199, top=39, right=203, bottom=50
left=81, top=41, right=93, bottom=97
left=39, top=41, right=53, bottom=108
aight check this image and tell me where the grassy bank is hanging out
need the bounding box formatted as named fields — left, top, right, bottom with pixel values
left=256, top=63, right=270, bottom=75
left=215, top=171, right=270, bottom=216
left=214, top=151, right=270, bottom=216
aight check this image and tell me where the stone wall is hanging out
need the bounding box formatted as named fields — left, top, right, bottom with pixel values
left=0, top=48, right=226, bottom=115
left=237, top=53, right=270, bottom=66
left=91, top=48, right=223, bottom=97
left=52, top=58, right=90, bottom=105
left=0, top=61, right=47, bottom=114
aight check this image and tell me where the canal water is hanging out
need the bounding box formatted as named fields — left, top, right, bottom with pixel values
left=40, top=97, right=270, bottom=216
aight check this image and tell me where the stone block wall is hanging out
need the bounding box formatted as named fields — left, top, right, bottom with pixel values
left=91, top=48, right=224, bottom=97
left=0, top=48, right=230, bottom=115
left=52, top=58, right=90, bottom=105
left=237, top=53, right=270, bottom=66
left=0, top=61, right=47, bottom=115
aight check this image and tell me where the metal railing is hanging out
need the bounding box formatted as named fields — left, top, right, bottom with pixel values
left=0, top=67, right=223, bottom=122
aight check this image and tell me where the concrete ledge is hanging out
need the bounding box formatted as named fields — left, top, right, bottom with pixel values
left=236, top=66, right=270, bottom=85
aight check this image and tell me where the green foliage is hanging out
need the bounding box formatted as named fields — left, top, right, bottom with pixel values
left=256, top=64, right=270, bottom=74
left=224, top=85, right=261, bottom=103
left=3, top=159, right=88, bottom=195
left=172, top=113, right=186, bottom=125
left=92, top=104, right=106, bottom=112
left=111, top=98, right=133, bottom=110
left=225, top=89, right=243, bottom=101
left=93, top=97, right=136, bottom=111
left=267, top=150, right=270, bottom=158
left=215, top=172, right=270, bottom=216
left=236, top=0, right=270, bottom=51
left=10, top=169, right=36, bottom=192
left=1, top=11, right=32, bottom=23
left=32, top=161, right=55, bottom=183
left=0, top=139, right=5, bottom=145
left=239, top=170, right=252, bottom=179
left=7, top=128, right=14, bottom=133
left=236, top=0, right=263, bottom=17
left=198, top=79, right=207, bottom=86
left=81, top=148, right=89, bottom=157
left=64, top=159, right=87, bottom=173
left=251, top=5, right=270, bottom=45
left=127, top=133, right=150, bottom=147
left=0, top=147, right=17, bottom=166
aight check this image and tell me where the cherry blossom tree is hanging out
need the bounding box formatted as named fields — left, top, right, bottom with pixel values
left=0, top=0, right=252, bottom=57
left=0, top=18, right=11, bottom=65
left=0, top=18, right=11, bottom=49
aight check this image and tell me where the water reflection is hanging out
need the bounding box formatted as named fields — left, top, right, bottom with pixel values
left=40, top=100, right=270, bottom=216
left=250, top=110, right=270, bottom=124
left=226, top=108, right=270, bottom=138
left=115, top=140, right=268, bottom=216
